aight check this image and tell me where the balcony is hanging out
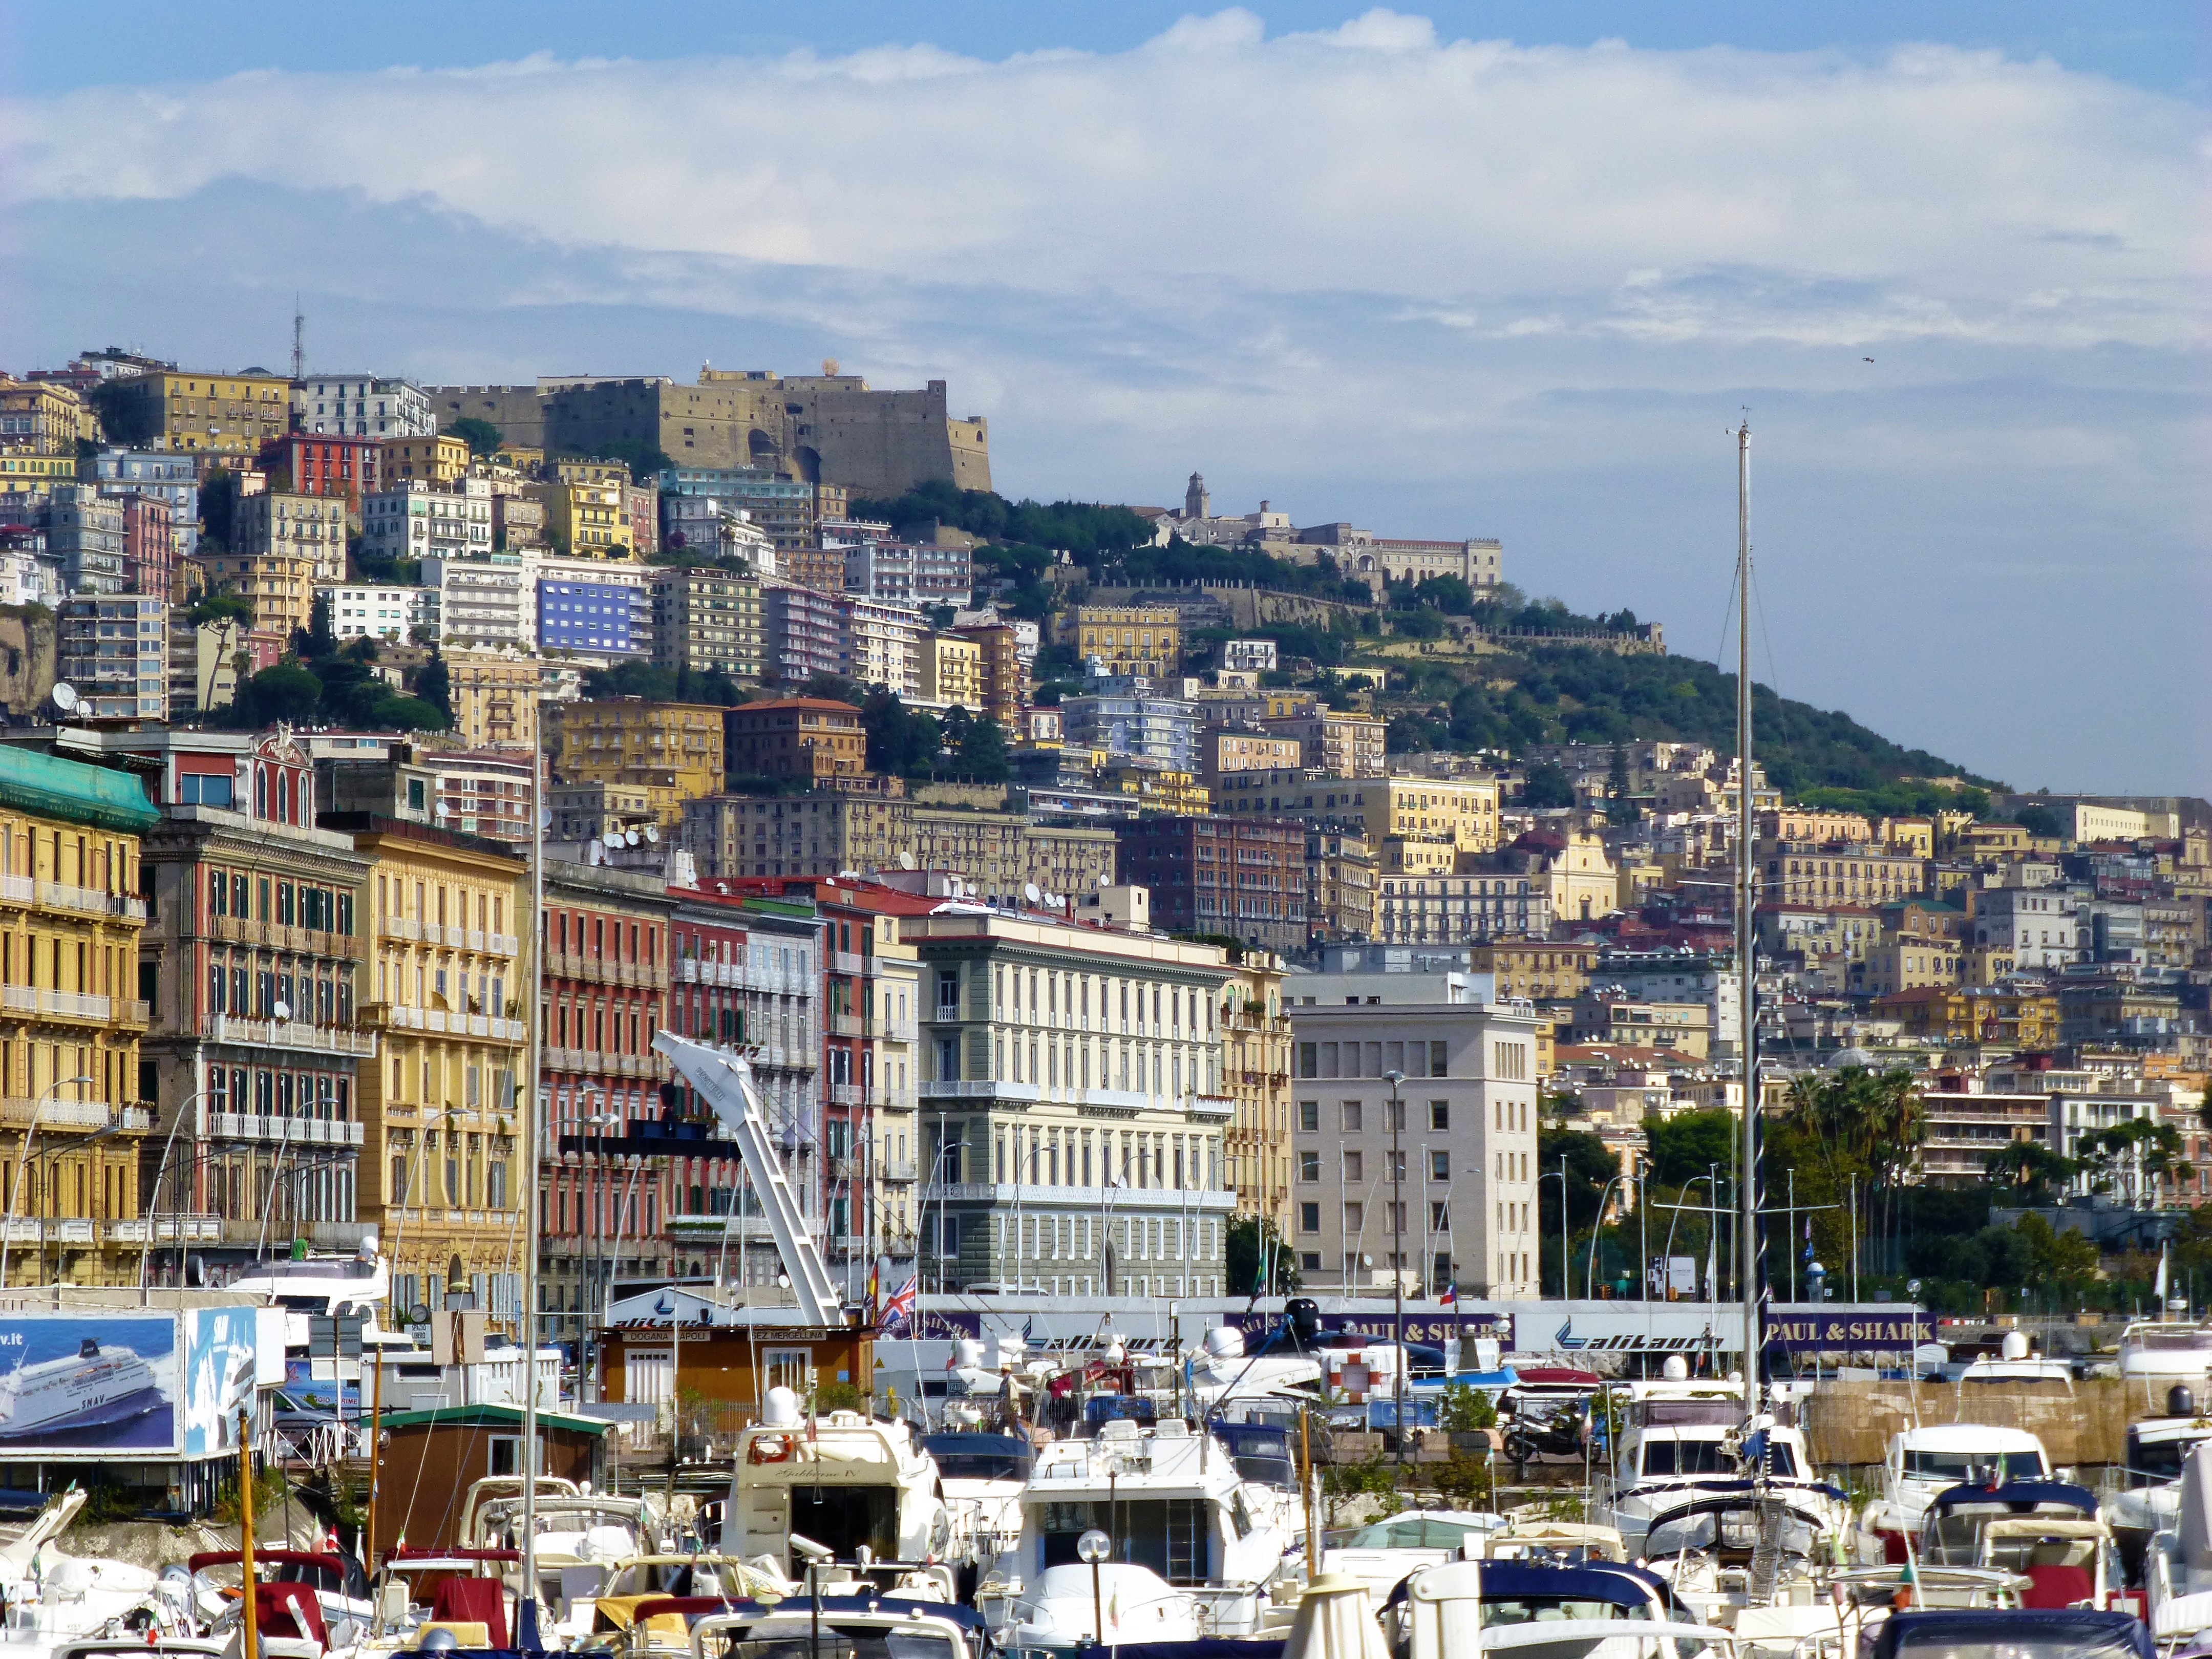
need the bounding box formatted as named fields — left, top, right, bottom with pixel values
left=24, top=879, right=146, bottom=922
left=830, top=1083, right=864, bottom=1107
left=201, top=1014, right=379, bottom=1058
left=920, top=1079, right=1042, bottom=1105
left=106, top=1214, right=224, bottom=1244
left=873, top=1015, right=919, bottom=1044
left=1189, top=1094, right=1237, bottom=1121
left=372, top=1006, right=524, bottom=1044
left=0, top=1097, right=146, bottom=1131
left=667, top=1213, right=776, bottom=1242
left=831, top=950, right=865, bottom=976
left=828, top=1012, right=864, bottom=1038
left=207, top=1112, right=366, bottom=1147
left=542, top=1047, right=658, bottom=1080
left=882, top=1157, right=919, bottom=1183
left=2, top=985, right=111, bottom=1024
left=202, top=914, right=367, bottom=961
left=380, top=915, right=422, bottom=942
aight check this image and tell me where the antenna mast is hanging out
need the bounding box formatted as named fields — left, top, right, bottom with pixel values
left=1734, top=418, right=1762, bottom=1402
left=291, top=299, right=305, bottom=382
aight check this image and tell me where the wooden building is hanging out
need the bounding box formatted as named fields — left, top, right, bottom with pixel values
left=372, top=1403, right=609, bottom=1555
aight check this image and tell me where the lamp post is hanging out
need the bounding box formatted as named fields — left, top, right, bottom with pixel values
left=141, top=1087, right=210, bottom=1296
left=1077, top=1527, right=1112, bottom=1644
left=1383, top=1068, right=1406, bottom=1467
left=36, top=1121, right=117, bottom=1284
left=1586, top=1172, right=1633, bottom=1301
left=0, top=1073, right=96, bottom=1289
left=1098, top=1174, right=1124, bottom=1295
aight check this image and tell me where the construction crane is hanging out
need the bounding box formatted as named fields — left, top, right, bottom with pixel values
left=651, top=1031, right=844, bottom=1329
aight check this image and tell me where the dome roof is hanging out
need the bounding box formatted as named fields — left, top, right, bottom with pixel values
left=1827, top=1045, right=1877, bottom=1071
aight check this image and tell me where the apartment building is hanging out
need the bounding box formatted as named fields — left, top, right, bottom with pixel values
left=1260, top=711, right=1388, bottom=778
left=1562, top=994, right=1712, bottom=1060
left=648, top=566, right=763, bottom=680
left=1070, top=605, right=1181, bottom=677
left=1199, top=728, right=1305, bottom=789
left=952, top=623, right=1022, bottom=727
left=1220, top=951, right=1294, bottom=1246
left=1307, top=831, right=1378, bottom=943
left=118, top=496, right=175, bottom=601
left=1758, top=837, right=1925, bottom=910
left=261, top=432, right=386, bottom=505
left=87, top=450, right=199, bottom=561
left=1114, top=815, right=1310, bottom=955
left=362, top=479, right=495, bottom=565
left=763, top=583, right=844, bottom=684
left=320, top=584, right=429, bottom=643
left=1373, top=874, right=1555, bottom=946
left=45, top=484, right=127, bottom=594
left=725, top=698, right=868, bottom=785
left=919, top=633, right=982, bottom=712
left=910, top=909, right=1237, bottom=1295
left=379, top=433, right=471, bottom=486
left=0, top=743, right=157, bottom=1286
left=837, top=594, right=926, bottom=697
left=134, top=731, right=376, bottom=1274
left=550, top=699, right=728, bottom=819
left=344, top=813, right=529, bottom=1324
left=538, top=861, right=676, bottom=1322
left=440, top=651, right=542, bottom=752
left=0, top=376, right=96, bottom=454
left=1288, top=997, right=1543, bottom=1298
left=1469, top=941, right=1600, bottom=1004
left=239, top=490, right=348, bottom=583
left=57, top=595, right=166, bottom=720
left=290, top=375, right=433, bottom=438
left=98, top=369, right=290, bottom=457
left=421, top=556, right=529, bottom=651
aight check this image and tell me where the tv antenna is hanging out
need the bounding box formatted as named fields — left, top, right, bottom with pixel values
left=291, top=297, right=305, bottom=381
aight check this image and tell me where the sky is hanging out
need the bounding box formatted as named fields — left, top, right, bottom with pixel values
left=1, top=3, right=2204, bottom=795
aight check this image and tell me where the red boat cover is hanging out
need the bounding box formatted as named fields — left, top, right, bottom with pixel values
left=432, top=1574, right=509, bottom=1647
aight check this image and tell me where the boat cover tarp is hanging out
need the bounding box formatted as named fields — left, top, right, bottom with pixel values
left=1930, top=1481, right=2098, bottom=1516
left=434, top=1575, right=509, bottom=1647
left=1867, top=1610, right=2151, bottom=1659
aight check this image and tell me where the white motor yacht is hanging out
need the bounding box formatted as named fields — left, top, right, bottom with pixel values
left=1852, top=1423, right=2052, bottom=1564
left=721, top=1390, right=949, bottom=1581
left=1956, top=1331, right=2073, bottom=1384
left=0, top=1491, right=199, bottom=1657
left=2110, top=1386, right=2212, bottom=1583
left=980, top=1416, right=1301, bottom=1639
left=2121, top=1321, right=2212, bottom=1383
left=921, top=1428, right=1033, bottom=1591
left=1002, top=1563, right=1202, bottom=1656
left=1321, top=1509, right=1503, bottom=1604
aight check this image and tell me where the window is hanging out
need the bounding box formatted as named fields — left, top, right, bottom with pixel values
left=1298, top=1100, right=1318, bottom=1132
left=1299, top=1202, right=1320, bottom=1233
left=937, top=970, right=960, bottom=1016
left=1430, top=1100, right=1449, bottom=1130
left=1431, top=1201, right=1449, bottom=1229
left=1430, top=1040, right=1448, bottom=1077
left=180, top=773, right=233, bottom=807
left=1343, top=1151, right=1363, bottom=1182
left=1340, top=1101, right=1362, bottom=1133
left=1430, top=1151, right=1449, bottom=1181
left=1299, top=1152, right=1320, bottom=1182
left=1344, top=1202, right=1363, bottom=1231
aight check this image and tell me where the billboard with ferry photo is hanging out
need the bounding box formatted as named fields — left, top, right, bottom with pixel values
left=0, top=1312, right=180, bottom=1456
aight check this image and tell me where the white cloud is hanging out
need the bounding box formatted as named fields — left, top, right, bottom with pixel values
left=2, top=15, right=2200, bottom=351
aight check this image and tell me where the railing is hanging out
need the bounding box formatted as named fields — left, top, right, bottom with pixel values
left=873, top=1015, right=919, bottom=1044
left=376, top=1006, right=523, bottom=1043
left=1189, top=1094, right=1237, bottom=1120
left=203, top=914, right=366, bottom=960
left=0, top=1096, right=143, bottom=1130
left=33, top=880, right=143, bottom=922
left=882, top=1157, right=919, bottom=1182
left=487, top=932, right=518, bottom=957
left=380, top=916, right=422, bottom=942
left=201, top=1014, right=379, bottom=1057
left=667, top=1213, right=777, bottom=1240
left=546, top=951, right=666, bottom=990
left=3, top=985, right=111, bottom=1022
left=920, top=1079, right=1042, bottom=1103
left=828, top=1012, right=864, bottom=1038
left=119, top=998, right=150, bottom=1026
left=832, top=950, right=865, bottom=976
left=831, top=1083, right=864, bottom=1107
left=207, top=1112, right=366, bottom=1147
left=106, top=1214, right=224, bottom=1243
left=542, top=1047, right=659, bottom=1079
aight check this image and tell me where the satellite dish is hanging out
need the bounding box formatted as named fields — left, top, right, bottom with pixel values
left=625, top=828, right=641, bottom=846
left=1023, top=883, right=1041, bottom=905
left=433, top=800, right=450, bottom=819
left=897, top=851, right=916, bottom=870
left=602, top=830, right=623, bottom=847
left=539, top=807, right=553, bottom=830
left=644, top=825, right=659, bottom=843
left=50, top=683, right=78, bottom=714
left=839, top=869, right=861, bottom=880
left=272, top=999, right=291, bottom=1022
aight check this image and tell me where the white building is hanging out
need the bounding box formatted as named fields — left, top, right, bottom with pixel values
left=237, top=490, right=347, bottom=582
left=317, top=583, right=430, bottom=642
left=1221, top=638, right=1279, bottom=673
left=836, top=592, right=926, bottom=698
left=421, top=556, right=529, bottom=651
left=1288, top=995, right=1543, bottom=1300
left=361, top=478, right=494, bottom=565
left=289, top=375, right=434, bottom=438
left=1971, top=886, right=2089, bottom=971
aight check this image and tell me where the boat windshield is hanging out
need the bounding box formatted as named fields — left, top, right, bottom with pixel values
left=2129, top=1430, right=2212, bottom=1481
left=1902, top=1450, right=2046, bottom=1482
left=1345, top=1516, right=1488, bottom=1550
left=600, top=1560, right=758, bottom=1598
left=1640, top=1439, right=1734, bottom=1477
left=921, top=1435, right=1032, bottom=1482
left=1647, top=1509, right=1815, bottom=1559
left=697, top=1624, right=960, bottom=1659
left=1885, top=1623, right=2141, bottom=1659
left=1481, top=1599, right=1652, bottom=1625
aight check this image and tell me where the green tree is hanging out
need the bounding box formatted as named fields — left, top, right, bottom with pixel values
left=1606, top=746, right=1637, bottom=824
left=1644, top=1109, right=1736, bottom=1189
left=199, top=465, right=241, bottom=550
left=416, top=654, right=452, bottom=725
left=1227, top=1216, right=1299, bottom=1295
left=1537, top=1126, right=1614, bottom=1238
left=233, top=663, right=323, bottom=727
left=1522, top=763, right=1576, bottom=808
left=299, top=591, right=337, bottom=660
left=444, top=417, right=501, bottom=456
left=1984, top=1140, right=2074, bottom=1200
left=954, top=714, right=1011, bottom=784
left=862, top=690, right=943, bottom=777
left=2015, top=805, right=2062, bottom=840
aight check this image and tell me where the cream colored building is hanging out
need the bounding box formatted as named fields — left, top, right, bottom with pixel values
left=921, top=632, right=983, bottom=711
left=442, top=650, right=543, bottom=752
left=1546, top=828, right=1620, bottom=926
left=1071, top=605, right=1181, bottom=678
left=0, top=377, right=98, bottom=454
left=379, top=433, right=472, bottom=486
left=238, top=491, right=348, bottom=583
left=839, top=594, right=925, bottom=698
left=1220, top=952, right=1293, bottom=1247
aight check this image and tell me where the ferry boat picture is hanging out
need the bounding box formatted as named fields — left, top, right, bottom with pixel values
left=0, top=1321, right=174, bottom=1450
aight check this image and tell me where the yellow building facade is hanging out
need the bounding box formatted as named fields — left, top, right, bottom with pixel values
left=533, top=478, right=633, bottom=559
left=0, top=747, right=158, bottom=1286
left=550, top=700, right=727, bottom=814
left=349, top=817, right=529, bottom=1311
left=922, top=632, right=983, bottom=710
left=380, top=433, right=471, bottom=486
left=100, top=371, right=290, bottom=457
left=1072, top=605, right=1181, bottom=677
left=0, top=378, right=98, bottom=455
left=1219, top=952, right=1292, bottom=1244
left=442, top=651, right=542, bottom=751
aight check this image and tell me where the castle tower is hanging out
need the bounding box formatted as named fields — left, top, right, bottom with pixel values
left=1183, top=472, right=1209, bottom=520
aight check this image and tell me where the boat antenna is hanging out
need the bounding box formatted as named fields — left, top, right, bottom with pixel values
left=1734, top=415, right=1766, bottom=1427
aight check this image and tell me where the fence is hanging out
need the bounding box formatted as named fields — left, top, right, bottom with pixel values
left=1800, top=1378, right=2146, bottom=1470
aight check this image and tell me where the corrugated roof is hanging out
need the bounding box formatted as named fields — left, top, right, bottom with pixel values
left=0, top=744, right=158, bottom=832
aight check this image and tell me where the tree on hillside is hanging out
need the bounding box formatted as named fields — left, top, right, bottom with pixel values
left=444, top=417, right=501, bottom=456
left=1522, top=762, right=1576, bottom=807
left=416, top=654, right=452, bottom=725
left=1985, top=1140, right=2074, bottom=1200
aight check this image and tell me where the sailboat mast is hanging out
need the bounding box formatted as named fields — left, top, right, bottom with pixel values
left=1734, top=420, right=1761, bottom=1394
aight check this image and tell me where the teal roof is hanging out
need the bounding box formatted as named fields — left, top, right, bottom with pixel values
left=377, top=1401, right=611, bottom=1436
left=0, top=745, right=158, bottom=833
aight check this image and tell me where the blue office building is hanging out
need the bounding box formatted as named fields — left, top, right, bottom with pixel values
left=538, top=578, right=645, bottom=656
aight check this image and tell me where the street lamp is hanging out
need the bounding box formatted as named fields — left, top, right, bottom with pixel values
left=0, top=1074, right=96, bottom=1289
left=1098, top=1174, right=1124, bottom=1296
left=142, top=1087, right=211, bottom=1296
left=1585, top=1172, right=1633, bottom=1301
left=1077, top=1527, right=1112, bottom=1644
left=1383, top=1068, right=1405, bottom=1467
left=37, top=1121, right=118, bottom=1284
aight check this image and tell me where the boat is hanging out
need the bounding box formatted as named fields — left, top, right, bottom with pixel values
left=354, top=1547, right=518, bottom=1659
left=1001, top=1565, right=1203, bottom=1656
left=720, top=1391, right=949, bottom=1583
left=1852, top=1423, right=2054, bottom=1562
left=1916, top=1481, right=2116, bottom=1610
left=2110, top=1385, right=2212, bottom=1583
left=981, top=1415, right=1303, bottom=1639
left=921, top=1428, right=1032, bottom=1594
left=466, top=1492, right=666, bottom=1624
left=1382, top=1557, right=1744, bottom=1659
left=0, top=1338, right=166, bottom=1443
left=1480, top=1521, right=1627, bottom=1565
left=185, top=1550, right=373, bottom=1650
left=1861, top=1608, right=2150, bottom=1659
left=1320, top=1508, right=1504, bottom=1603
left=675, top=1598, right=986, bottom=1659
left=1957, top=1331, right=2074, bottom=1384
left=0, top=1490, right=199, bottom=1654
left=1636, top=1488, right=1842, bottom=1634
left=2120, top=1321, right=2212, bottom=1382
left=573, top=1557, right=785, bottom=1654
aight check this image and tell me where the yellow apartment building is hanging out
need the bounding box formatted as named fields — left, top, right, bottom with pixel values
left=1219, top=952, right=1292, bottom=1242
left=951, top=624, right=1022, bottom=726
left=0, top=378, right=98, bottom=455
left=1470, top=941, right=1600, bottom=1003
left=0, top=745, right=158, bottom=1286
left=1071, top=605, right=1181, bottom=678
left=0, top=455, right=77, bottom=496
left=531, top=477, right=633, bottom=559
left=346, top=815, right=529, bottom=1317
left=922, top=632, right=983, bottom=711
left=441, top=651, right=542, bottom=752
left=196, top=548, right=316, bottom=638
left=550, top=699, right=727, bottom=816
left=98, top=370, right=290, bottom=457
left=380, top=433, right=472, bottom=486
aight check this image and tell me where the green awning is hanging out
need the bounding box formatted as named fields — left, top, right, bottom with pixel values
left=0, top=745, right=159, bottom=833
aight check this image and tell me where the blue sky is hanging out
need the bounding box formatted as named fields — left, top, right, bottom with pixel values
left=1, top=5, right=2204, bottom=793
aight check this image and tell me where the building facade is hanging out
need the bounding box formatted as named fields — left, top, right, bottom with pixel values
left=1114, top=815, right=1310, bottom=955
left=648, top=567, right=763, bottom=680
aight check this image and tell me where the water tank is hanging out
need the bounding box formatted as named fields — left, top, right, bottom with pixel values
left=2172, top=1385, right=2199, bottom=1418
left=2001, top=1330, right=2030, bottom=1362
left=1205, top=1327, right=1245, bottom=1360
left=952, top=1338, right=987, bottom=1370
left=762, top=1386, right=802, bottom=1426
left=1662, top=1355, right=1690, bottom=1381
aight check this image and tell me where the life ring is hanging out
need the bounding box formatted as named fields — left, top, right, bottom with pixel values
left=748, top=1435, right=791, bottom=1464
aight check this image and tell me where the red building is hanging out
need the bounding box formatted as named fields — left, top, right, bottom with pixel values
left=260, top=433, right=384, bottom=505
left=120, top=494, right=175, bottom=599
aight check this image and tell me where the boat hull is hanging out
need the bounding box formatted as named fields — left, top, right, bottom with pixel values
left=0, top=1381, right=167, bottom=1442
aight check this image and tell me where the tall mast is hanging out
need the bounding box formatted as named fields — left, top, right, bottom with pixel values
left=1734, top=419, right=1762, bottom=1399
left=519, top=754, right=545, bottom=1636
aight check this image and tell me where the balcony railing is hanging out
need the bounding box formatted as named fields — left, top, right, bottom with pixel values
left=27, top=879, right=145, bottom=922
left=0, top=1097, right=146, bottom=1130
left=546, top=951, right=666, bottom=990
left=831, top=950, right=865, bottom=976
left=830, top=1083, right=864, bottom=1107
left=373, top=1006, right=524, bottom=1044
left=207, top=1112, right=366, bottom=1147
left=2, top=985, right=112, bottom=1023
left=542, top=1047, right=658, bottom=1079
left=873, top=1015, right=919, bottom=1044
left=106, top=1214, right=224, bottom=1244
left=202, top=914, right=366, bottom=960
left=201, top=1014, right=379, bottom=1058
left=828, top=1012, right=864, bottom=1038
left=882, top=1157, right=919, bottom=1183
left=920, top=1079, right=1042, bottom=1104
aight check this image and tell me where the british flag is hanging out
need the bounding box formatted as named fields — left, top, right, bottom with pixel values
left=878, top=1273, right=918, bottom=1335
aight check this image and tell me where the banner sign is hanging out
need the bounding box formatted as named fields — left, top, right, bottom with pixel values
left=1233, top=1310, right=1515, bottom=1348
left=0, top=1312, right=181, bottom=1457
left=1767, top=1311, right=1933, bottom=1352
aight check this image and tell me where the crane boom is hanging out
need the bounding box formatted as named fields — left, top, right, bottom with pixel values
left=652, top=1031, right=845, bottom=1329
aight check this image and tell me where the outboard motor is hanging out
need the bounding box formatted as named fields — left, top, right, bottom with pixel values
left=2172, top=1385, right=2199, bottom=1418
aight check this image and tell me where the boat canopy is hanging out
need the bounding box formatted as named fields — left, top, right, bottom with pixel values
left=1930, top=1481, right=2097, bottom=1517
left=1866, top=1610, right=2151, bottom=1659
left=1384, top=1561, right=1661, bottom=1610
left=631, top=1596, right=987, bottom=1632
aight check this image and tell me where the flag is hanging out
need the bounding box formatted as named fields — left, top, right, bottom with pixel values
left=1802, top=1217, right=1815, bottom=1264
left=1705, top=1235, right=1716, bottom=1302
left=2157, top=1244, right=2170, bottom=1303
left=1439, top=1284, right=1456, bottom=1307
left=866, top=1259, right=880, bottom=1329
left=878, top=1274, right=917, bottom=1336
